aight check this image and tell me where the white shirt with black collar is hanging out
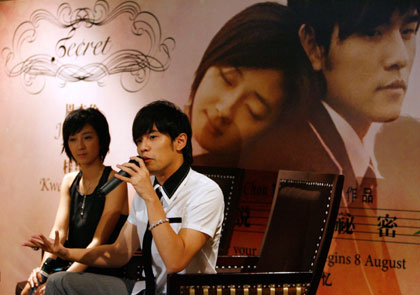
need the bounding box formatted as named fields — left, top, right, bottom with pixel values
left=127, top=163, right=224, bottom=294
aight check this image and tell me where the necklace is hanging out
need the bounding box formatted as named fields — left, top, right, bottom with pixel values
left=80, top=180, right=93, bottom=217
left=79, top=166, right=105, bottom=216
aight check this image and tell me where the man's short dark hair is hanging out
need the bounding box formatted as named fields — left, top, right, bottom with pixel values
left=132, top=100, right=193, bottom=165
left=289, top=0, right=420, bottom=53
left=62, top=107, right=111, bottom=163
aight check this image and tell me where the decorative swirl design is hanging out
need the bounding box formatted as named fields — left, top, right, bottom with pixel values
left=1, top=0, right=175, bottom=94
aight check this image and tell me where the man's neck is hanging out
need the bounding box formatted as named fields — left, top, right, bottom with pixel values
left=322, top=99, right=371, bottom=140
left=321, top=101, right=374, bottom=178
left=155, top=156, right=185, bottom=185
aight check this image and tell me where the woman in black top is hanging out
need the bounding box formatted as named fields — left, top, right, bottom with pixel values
left=21, top=108, right=128, bottom=295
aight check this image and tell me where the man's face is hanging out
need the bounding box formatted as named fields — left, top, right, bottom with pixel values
left=321, top=9, right=419, bottom=130
left=135, top=125, right=182, bottom=178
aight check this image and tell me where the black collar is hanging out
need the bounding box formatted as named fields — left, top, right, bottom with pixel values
left=153, top=161, right=190, bottom=199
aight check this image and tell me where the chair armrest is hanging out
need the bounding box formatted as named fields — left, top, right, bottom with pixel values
left=216, top=256, right=259, bottom=273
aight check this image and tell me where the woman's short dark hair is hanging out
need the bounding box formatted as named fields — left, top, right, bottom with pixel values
left=132, top=100, right=193, bottom=165
left=62, top=108, right=111, bottom=163
left=188, top=2, right=308, bottom=113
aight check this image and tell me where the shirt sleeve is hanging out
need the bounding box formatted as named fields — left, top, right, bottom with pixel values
left=127, top=194, right=139, bottom=225
left=182, top=182, right=224, bottom=238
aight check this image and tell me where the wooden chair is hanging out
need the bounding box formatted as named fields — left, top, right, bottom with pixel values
left=167, top=169, right=344, bottom=295
left=192, top=165, right=244, bottom=255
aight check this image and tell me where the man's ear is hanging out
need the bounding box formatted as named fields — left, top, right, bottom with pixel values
left=298, top=24, right=324, bottom=71
left=174, top=133, right=187, bottom=152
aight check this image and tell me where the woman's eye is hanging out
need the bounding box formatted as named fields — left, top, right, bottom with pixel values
left=249, top=110, right=264, bottom=120
left=219, top=70, right=233, bottom=86
left=247, top=107, right=265, bottom=121
left=219, top=67, right=240, bottom=87
left=246, top=104, right=268, bottom=121
left=246, top=97, right=270, bottom=121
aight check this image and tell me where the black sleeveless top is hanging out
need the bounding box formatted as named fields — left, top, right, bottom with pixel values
left=58, top=166, right=127, bottom=276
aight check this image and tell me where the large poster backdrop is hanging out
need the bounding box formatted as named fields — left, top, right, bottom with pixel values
left=1, top=0, right=420, bottom=294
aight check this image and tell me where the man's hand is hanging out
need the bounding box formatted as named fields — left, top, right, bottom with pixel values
left=23, top=231, right=66, bottom=259
left=115, top=156, right=156, bottom=202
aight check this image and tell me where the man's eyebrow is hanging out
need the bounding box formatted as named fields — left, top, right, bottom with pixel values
left=403, top=11, right=420, bottom=24
left=136, top=129, right=159, bottom=141
left=403, top=12, right=420, bottom=31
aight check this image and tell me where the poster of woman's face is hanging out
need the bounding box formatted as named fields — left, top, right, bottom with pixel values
left=185, top=2, right=306, bottom=166
left=190, top=67, right=285, bottom=157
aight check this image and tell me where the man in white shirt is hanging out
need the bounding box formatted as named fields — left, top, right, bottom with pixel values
left=25, top=100, right=225, bottom=295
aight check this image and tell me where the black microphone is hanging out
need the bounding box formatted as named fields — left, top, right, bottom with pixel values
left=97, top=156, right=142, bottom=196
left=29, top=258, right=57, bottom=295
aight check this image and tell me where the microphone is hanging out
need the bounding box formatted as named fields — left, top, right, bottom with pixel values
left=97, top=156, right=142, bottom=196
left=29, top=258, right=57, bottom=295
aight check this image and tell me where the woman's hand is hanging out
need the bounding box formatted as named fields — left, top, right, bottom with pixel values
left=21, top=282, right=46, bottom=295
left=20, top=281, right=32, bottom=295
left=20, top=268, right=47, bottom=295
left=21, top=283, right=30, bottom=295
left=32, top=282, right=46, bottom=295
left=27, top=267, right=42, bottom=288
left=23, top=231, right=66, bottom=259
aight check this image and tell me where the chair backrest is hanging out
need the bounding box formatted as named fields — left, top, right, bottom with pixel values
left=257, top=170, right=343, bottom=294
left=192, top=165, right=244, bottom=255
left=167, top=168, right=343, bottom=295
